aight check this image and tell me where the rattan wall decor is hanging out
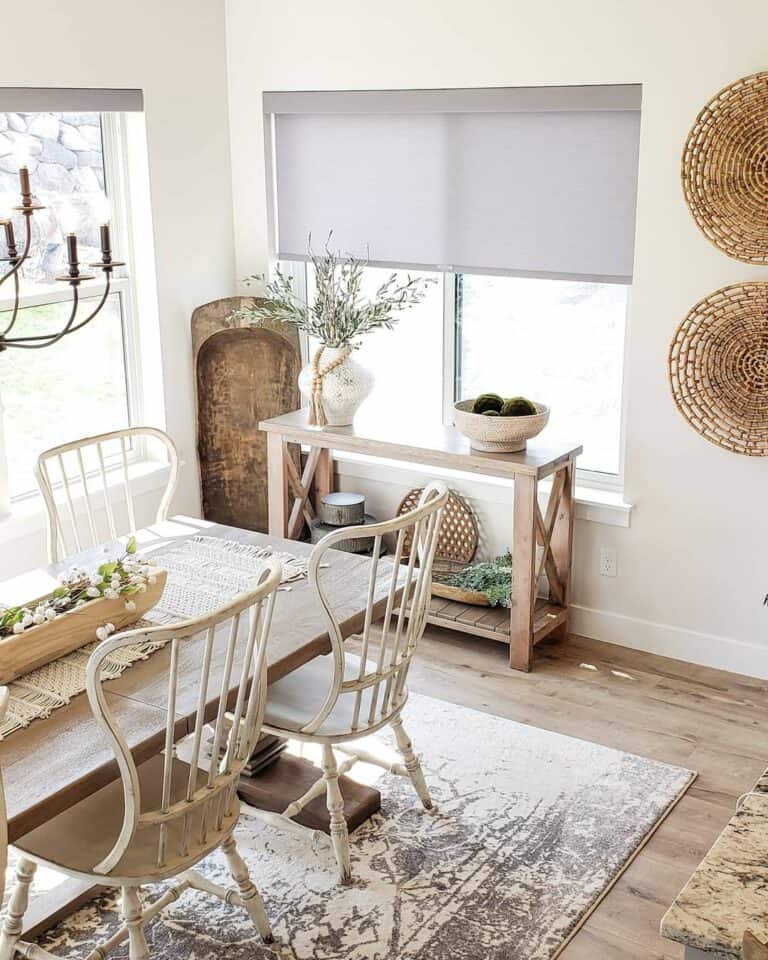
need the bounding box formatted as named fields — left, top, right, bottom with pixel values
left=682, top=72, right=768, bottom=262
left=668, top=282, right=768, bottom=456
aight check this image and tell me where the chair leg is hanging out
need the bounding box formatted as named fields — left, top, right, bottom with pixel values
left=121, top=887, right=150, bottom=960
left=0, top=857, right=37, bottom=960
left=391, top=716, right=434, bottom=811
left=220, top=835, right=273, bottom=944
left=321, top=743, right=352, bottom=885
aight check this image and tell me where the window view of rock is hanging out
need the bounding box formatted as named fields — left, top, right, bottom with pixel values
left=0, top=112, right=106, bottom=288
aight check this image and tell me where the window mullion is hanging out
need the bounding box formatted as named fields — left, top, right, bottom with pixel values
left=442, top=271, right=456, bottom=425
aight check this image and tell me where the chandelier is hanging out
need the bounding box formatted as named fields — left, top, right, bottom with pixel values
left=0, top=150, right=123, bottom=351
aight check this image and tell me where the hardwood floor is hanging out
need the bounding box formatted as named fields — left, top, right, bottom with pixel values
left=397, top=626, right=768, bottom=959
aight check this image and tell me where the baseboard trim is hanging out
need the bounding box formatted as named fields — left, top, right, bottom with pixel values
left=571, top=604, right=768, bottom=679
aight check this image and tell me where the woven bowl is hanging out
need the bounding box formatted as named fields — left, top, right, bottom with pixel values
left=453, top=399, right=550, bottom=452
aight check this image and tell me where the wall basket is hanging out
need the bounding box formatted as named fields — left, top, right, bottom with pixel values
left=669, top=282, right=768, bottom=456
left=682, top=71, right=768, bottom=262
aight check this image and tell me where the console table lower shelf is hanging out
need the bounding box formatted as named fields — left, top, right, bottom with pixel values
left=427, top=596, right=568, bottom=647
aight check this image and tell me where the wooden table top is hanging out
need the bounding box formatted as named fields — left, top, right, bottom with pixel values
left=1, top=516, right=399, bottom=842
left=260, top=408, right=583, bottom=481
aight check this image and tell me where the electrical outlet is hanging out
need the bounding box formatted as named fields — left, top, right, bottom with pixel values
left=599, top=546, right=617, bottom=578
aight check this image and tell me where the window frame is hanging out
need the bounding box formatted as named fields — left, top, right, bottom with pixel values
left=0, top=111, right=146, bottom=504
left=452, top=271, right=631, bottom=492
left=281, top=259, right=629, bottom=491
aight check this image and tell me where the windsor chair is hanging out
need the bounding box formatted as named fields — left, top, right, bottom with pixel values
left=253, top=481, right=448, bottom=884
left=35, top=427, right=180, bottom=563
left=1, top=686, right=7, bottom=906
left=0, top=560, right=282, bottom=960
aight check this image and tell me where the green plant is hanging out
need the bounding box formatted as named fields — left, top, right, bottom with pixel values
left=229, top=237, right=434, bottom=349
left=500, top=396, right=537, bottom=416
left=445, top=552, right=514, bottom=607
left=482, top=409, right=500, bottom=416
left=472, top=393, right=503, bottom=414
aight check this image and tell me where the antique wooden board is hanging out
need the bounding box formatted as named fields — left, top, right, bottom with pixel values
left=192, top=297, right=301, bottom=532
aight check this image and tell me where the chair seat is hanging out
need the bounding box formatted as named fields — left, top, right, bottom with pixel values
left=264, top=651, right=400, bottom=738
left=15, top=754, right=239, bottom=883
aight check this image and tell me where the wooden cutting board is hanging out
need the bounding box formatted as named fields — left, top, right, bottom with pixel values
left=193, top=298, right=301, bottom=533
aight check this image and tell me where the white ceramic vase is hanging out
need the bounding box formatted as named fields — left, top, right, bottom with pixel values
left=298, top=346, right=374, bottom=426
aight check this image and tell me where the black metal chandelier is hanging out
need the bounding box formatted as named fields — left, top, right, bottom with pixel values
left=0, top=155, right=123, bottom=351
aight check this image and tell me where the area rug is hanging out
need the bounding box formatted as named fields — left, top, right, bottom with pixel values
left=14, top=693, right=695, bottom=960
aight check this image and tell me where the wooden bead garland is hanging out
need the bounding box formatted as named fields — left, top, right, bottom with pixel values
left=308, top=345, right=352, bottom=427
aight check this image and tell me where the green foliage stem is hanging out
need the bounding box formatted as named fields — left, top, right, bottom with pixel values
left=446, top=553, right=514, bottom=607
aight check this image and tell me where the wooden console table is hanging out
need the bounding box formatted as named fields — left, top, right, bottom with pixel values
left=259, top=410, right=581, bottom=672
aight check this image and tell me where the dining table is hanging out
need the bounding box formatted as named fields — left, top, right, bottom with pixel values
left=0, top=514, right=399, bottom=938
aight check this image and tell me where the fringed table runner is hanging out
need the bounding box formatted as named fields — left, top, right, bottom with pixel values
left=0, top=536, right=307, bottom=740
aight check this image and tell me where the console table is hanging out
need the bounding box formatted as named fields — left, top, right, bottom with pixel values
left=259, top=409, right=581, bottom=672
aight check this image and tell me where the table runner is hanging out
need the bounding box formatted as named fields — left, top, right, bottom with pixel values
left=0, top=536, right=307, bottom=740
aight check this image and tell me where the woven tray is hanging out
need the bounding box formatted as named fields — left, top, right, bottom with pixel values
left=396, top=489, right=485, bottom=603
left=396, top=488, right=478, bottom=564
left=430, top=559, right=489, bottom=607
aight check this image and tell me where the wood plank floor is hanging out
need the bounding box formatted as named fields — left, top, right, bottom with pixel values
left=388, top=625, right=768, bottom=959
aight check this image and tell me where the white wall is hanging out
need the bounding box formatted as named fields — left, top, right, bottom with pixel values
left=225, top=0, right=768, bottom=676
left=0, top=0, right=235, bottom=573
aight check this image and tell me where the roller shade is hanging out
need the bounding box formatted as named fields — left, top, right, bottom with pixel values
left=268, top=85, right=642, bottom=282
left=0, top=88, right=143, bottom=112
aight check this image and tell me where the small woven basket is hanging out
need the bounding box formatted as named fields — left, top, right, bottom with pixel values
left=396, top=488, right=484, bottom=603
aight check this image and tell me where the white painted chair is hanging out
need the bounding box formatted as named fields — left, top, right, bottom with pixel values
left=0, top=561, right=282, bottom=960
left=0, top=686, right=8, bottom=907
left=255, top=481, right=448, bottom=884
left=35, top=427, right=180, bottom=563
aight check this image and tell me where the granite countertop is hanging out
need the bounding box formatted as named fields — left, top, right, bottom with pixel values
left=661, top=790, right=768, bottom=958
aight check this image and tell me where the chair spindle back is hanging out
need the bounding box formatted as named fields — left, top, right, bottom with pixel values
left=304, top=481, right=448, bottom=736
left=85, top=560, right=282, bottom=876
left=36, top=426, right=180, bottom=563
left=0, top=686, right=7, bottom=903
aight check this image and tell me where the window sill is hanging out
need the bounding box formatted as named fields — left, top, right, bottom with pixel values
left=0, top=460, right=173, bottom=542
left=539, top=476, right=632, bottom=527
left=332, top=450, right=632, bottom=527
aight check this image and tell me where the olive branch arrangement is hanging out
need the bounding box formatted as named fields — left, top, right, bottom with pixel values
left=229, top=238, right=434, bottom=349
left=0, top=537, right=156, bottom=641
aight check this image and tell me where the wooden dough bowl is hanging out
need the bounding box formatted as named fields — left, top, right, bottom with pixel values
left=0, top=569, right=167, bottom=684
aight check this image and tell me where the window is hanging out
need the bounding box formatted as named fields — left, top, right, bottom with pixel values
left=268, top=84, right=641, bottom=486
left=284, top=260, right=629, bottom=481
left=0, top=110, right=138, bottom=501
left=456, top=275, right=628, bottom=476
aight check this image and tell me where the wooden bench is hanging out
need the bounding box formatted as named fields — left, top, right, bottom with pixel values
left=661, top=774, right=768, bottom=958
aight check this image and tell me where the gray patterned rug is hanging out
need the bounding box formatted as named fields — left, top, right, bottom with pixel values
left=14, top=693, right=694, bottom=960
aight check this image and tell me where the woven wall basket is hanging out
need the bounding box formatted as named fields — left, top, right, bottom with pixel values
left=669, top=283, right=768, bottom=456
left=396, top=487, right=478, bottom=564
left=682, top=72, right=768, bottom=262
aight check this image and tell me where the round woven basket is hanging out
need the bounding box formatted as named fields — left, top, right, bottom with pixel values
left=668, top=282, right=768, bottom=456
left=396, top=487, right=478, bottom=564
left=682, top=72, right=768, bottom=263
